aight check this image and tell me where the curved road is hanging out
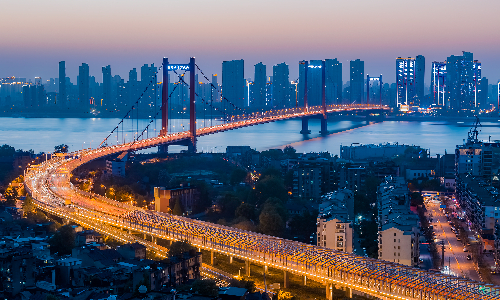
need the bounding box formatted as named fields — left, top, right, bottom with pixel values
left=24, top=106, right=500, bottom=300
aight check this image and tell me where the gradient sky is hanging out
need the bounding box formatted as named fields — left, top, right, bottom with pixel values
left=2, top=0, right=500, bottom=85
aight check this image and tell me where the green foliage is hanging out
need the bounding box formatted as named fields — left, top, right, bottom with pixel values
left=134, top=271, right=151, bottom=296
left=260, top=149, right=284, bottom=160
left=192, top=181, right=212, bottom=214
left=0, top=144, right=15, bottom=157
left=45, top=294, right=60, bottom=300
left=172, top=198, right=184, bottom=216
left=3, top=186, right=18, bottom=206
left=49, top=225, right=75, bottom=255
left=54, top=144, right=69, bottom=153
left=219, top=193, right=241, bottom=218
left=22, top=195, right=35, bottom=216
left=288, top=209, right=318, bottom=241
left=235, top=202, right=255, bottom=220
left=191, top=279, right=219, bottom=297
left=253, top=175, right=288, bottom=205
left=259, top=198, right=286, bottom=237
left=283, top=146, right=297, bottom=159
left=410, top=192, right=424, bottom=206
left=228, top=278, right=256, bottom=293
left=169, top=240, right=194, bottom=258
left=230, top=168, right=247, bottom=185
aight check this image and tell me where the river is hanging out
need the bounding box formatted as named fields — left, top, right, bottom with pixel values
left=1, top=117, right=499, bottom=156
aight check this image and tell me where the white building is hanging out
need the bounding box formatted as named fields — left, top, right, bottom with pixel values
left=377, top=176, right=420, bottom=266
left=317, top=190, right=354, bottom=252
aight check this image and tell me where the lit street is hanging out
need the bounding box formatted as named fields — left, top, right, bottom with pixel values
left=426, top=196, right=481, bottom=281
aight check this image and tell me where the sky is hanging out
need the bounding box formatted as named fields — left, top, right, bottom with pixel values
left=1, top=0, right=500, bottom=85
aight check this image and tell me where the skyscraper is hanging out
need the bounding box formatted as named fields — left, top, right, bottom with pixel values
left=272, top=63, right=290, bottom=108
left=396, top=56, right=425, bottom=107
left=140, top=64, right=157, bottom=116
left=252, top=62, right=266, bottom=107
left=445, top=51, right=479, bottom=110
left=78, top=63, right=89, bottom=108
left=58, top=61, right=66, bottom=107
left=430, top=61, right=446, bottom=106
left=127, top=68, right=138, bottom=108
left=350, top=59, right=364, bottom=104
left=298, top=60, right=322, bottom=107
left=325, top=59, right=342, bottom=105
left=222, top=59, right=245, bottom=108
left=102, top=65, right=112, bottom=108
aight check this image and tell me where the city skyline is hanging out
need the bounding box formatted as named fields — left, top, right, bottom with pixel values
left=1, top=0, right=500, bottom=82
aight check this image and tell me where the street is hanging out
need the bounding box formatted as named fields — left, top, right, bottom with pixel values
left=425, top=196, right=481, bottom=281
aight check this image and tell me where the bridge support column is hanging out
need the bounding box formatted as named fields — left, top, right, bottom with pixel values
left=264, top=265, right=268, bottom=274
left=303, top=275, right=307, bottom=286
left=326, top=283, right=333, bottom=300
left=320, top=118, right=328, bottom=134
left=230, top=256, right=233, bottom=264
left=198, top=247, right=201, bottom=253
left=158, top=145, right=168, bottom=153
left=344, top=287, right=352, bottom=299
left=245, top=260, right=251, bottom=276
left=283, top=271, right=289, bottom=289
left=188, top=138, right=197, bottom=153
left=211, top=251, right=214, bottom=265
left=300, top=118, right=311, bottom=134
left=144, top=233, right=146, bottom=240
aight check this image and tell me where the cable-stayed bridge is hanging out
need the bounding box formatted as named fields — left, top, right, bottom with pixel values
left=23, top=58, right=500, bottom=300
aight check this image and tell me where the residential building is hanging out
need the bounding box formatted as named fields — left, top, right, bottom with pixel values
left=340, top=143, right=427, bottom=162
left=430, top=61, right=446, bottom=106
left=154, top=186, right=198, bottom=215
left=222, top=59, right=245, bottom=108
left=396, top=56, right=425, bottom=107
left=377, top=176, right=420, bottom=266
left=350, top=59, right=364, bottom=104
left=316, top=189, right=354, bottom=252
left=272, top=63, right=290, bottom=108
left=105, top=152, right=128, bottom=177
left=117, top=242, right=147, bottom=260
left=445, top=51, right=481, bottom=110
left=58, top=61, right=66, bottom=107
left=325, top=58, right=343, bottom=105
left=252, top=62, right=266, bottom=107
left=78, top=63, right=90, bottom=108
left=102, top=65, right=112, bottom=108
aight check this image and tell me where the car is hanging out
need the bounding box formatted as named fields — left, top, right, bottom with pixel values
left=463, top=247, right=468, bottom=252
left=467, top=255, right=472, bottom=260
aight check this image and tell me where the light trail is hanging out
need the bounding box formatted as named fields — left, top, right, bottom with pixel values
left=23, top=105, right=500, bottom=300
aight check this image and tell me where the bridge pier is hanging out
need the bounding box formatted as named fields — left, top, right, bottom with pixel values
left=320, top=117, right=328, bottom=134
left=188, top=138, right=197, bottom=153
left=326, top=283, right=333, bottom=300
left=283, top=271, right=289, bottom=289
left=211, top=251, right=214, bottom=265
left=300, top=118, right=311, bottom=134
left=245, top=260, right=251, bottom=276
left=303, top=275, right=307, bottom=286
left=344, top=286, right=352, bottom=299
left=230, top=256, right=233, bottom=264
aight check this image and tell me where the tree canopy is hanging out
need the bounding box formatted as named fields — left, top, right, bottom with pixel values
left=168, top=240, right=194, bottom=258
left=54, top=144, right=69, bottom=153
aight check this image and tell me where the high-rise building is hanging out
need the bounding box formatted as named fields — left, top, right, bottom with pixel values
left=78, top=63, right=90, bottom=108
left=272, top=63, right=290, bottom=108
left=252, top=62, right=266, bottom=107
left=58, top=61, right=66, bottom=107
left=298, top=60, right=323, bottom=107
left=127, top=68, right=138, bottom=108
left=222, top=59, right=245, bottom=108
left=102, top=65, right=112, bottom=108
left=396, top=56, right=425, bottom=107
left=350, top=59, right=364, bottom=104
left=445, top=51, right=480, bottom=110
left=430, top=61, right=446, bottom=106
left=325, top=59, right=342, bottom=105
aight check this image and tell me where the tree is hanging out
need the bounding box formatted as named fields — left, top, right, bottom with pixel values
left=0, top=144, right=15, bottom=157
left=410, top=192, right=424, bottom=206
left=169, top=240, right=194, bottom=258
left=219, top=193, right=241, bottom=218
left=253, top=175, right=288, bottom=205
left=259, top=208, right=284, bottom=237
left=191, top=279, right=219, bottom=297
left=230, top=168, right=247, bottom=186
left=283, top=146, right=297, bottom=159
left=3, top=186, right=18, bottom=206
left=54, top=144, right=69, bottom=153
left=228, top=278, right=256, bottom=292
left=235, top=202, right=255, bottom=220
left=172, top=198, right=184, bottom=216
left=22, top=195, right=36, bottom=216
left=49, top=225, right=75, bottom=255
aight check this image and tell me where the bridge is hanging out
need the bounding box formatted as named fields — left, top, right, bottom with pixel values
left=23, top=58, right=500, bottom=300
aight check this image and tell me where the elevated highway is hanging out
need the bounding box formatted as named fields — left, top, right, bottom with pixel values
left=24, top=106, right=500, bottom=300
